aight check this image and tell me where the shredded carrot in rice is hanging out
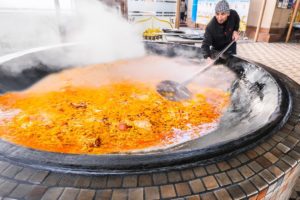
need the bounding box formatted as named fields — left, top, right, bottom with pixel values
left=0, top=81, right=230, bottom=154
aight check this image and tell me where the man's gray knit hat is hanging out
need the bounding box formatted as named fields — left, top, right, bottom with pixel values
left=215, top=0, right=230, bottom=13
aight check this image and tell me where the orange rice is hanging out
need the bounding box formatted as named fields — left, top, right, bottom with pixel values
left=0, top=81, right=230, bottom=154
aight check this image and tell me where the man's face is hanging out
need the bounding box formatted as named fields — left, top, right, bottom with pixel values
left=215, top=12, right=230, bottom=24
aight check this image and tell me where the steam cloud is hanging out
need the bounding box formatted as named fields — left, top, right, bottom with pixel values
left=0, top=0, right=145, bottom=74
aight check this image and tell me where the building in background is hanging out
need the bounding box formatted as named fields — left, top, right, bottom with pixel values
left=188, top=0, right=250, bottom=32
left=245, top=0, right=296, bottom=42
left=185, top=0, right=299, bottom=42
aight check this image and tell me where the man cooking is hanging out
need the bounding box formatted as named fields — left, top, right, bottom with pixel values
left=201, top=0, right=240, bottom=60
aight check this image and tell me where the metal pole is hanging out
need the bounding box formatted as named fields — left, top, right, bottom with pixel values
left=254, top=0, right=267, bottom=42
left=175, top=0, right=181, bottom=28
left=286, top=0, right=300, bottom=42
left=54, top=0, right=65, bottom=42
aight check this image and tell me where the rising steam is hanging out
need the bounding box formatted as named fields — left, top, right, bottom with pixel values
left=0, top=0, right=145, bottom=74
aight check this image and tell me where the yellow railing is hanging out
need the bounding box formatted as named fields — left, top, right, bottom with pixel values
left=135, top=16, right=173, bottom=29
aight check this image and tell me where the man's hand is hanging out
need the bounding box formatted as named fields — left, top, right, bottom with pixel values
left=204, top=57, right=213, bottom=65
left=232, top=31, right=240, bottom=41
left=205, top=57, right=212, bottom=62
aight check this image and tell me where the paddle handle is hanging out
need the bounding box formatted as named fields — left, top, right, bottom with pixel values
left=181, top=40, right=236, bottom=86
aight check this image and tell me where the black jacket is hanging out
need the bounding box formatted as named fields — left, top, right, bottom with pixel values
left=201, top=9, right=240, bottom=58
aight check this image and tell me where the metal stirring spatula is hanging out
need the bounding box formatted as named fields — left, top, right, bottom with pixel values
left=156, top=40, right=236, bottom=101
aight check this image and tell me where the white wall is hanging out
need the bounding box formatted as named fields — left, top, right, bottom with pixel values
left=271, top=7, right=292, bottom=28
left=247, top=0, right=277, bottom=29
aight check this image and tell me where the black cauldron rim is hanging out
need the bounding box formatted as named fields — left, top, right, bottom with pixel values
left=0, top=43, right=294, bottom=174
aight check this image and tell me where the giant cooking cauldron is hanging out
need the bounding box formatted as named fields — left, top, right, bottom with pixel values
left=0, top=42, right=292, bottom=174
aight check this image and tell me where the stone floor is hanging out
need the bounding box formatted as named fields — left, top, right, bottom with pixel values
left=237, top=42, right=300, bottom=200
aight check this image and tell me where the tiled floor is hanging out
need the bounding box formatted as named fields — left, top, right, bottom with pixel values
left=237, top=41, right=300, bottom=200
left=238, top=42, right=300, bottom=84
